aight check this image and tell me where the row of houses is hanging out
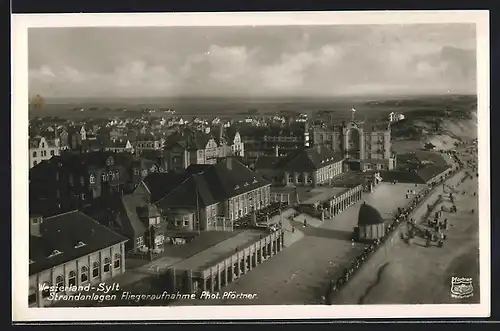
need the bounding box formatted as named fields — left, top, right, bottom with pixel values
left=28, top=157, right=273, bottom=307
left=28, top=126, right=245, bottom=170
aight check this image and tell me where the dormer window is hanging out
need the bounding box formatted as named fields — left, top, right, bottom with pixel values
left=75, top=241, right=86, bottom=248
left=252, top=178, right=258, bottom=184
left=244, top=182, right=249, bottom=187
left=48, top=250, right=62, bottom=258
left=89, top=173, right=96, bottom=184
left=235, top=185, right=240, bottom=190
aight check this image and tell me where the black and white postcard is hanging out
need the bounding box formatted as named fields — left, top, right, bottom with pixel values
left=11, top=11, right=490, bottom=321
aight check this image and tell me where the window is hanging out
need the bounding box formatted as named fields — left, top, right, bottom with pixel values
left=89, top=174, right=95, bottom=184
left=42, top=150, right=46, bottom=157
left=32, top=151, right=37, bottom=157
left=136, top=236, right=144, bottom=248
left=74, top=241, right=86, bottom=248
left=104, top=257, right=111, bottom=273
left=81, top=193, right=86, bottom=200
left=184, top=220, right=189, bottom=227
left=42, top=142, right=45, bottom=148
left=33, top=161, right=37, bottom=166
left=81, top=266, right=89, bottom=283
left=50, top=150, right=54, bottom=156
left=48, top=249, right=62, bottom=258
left=92, top=262, right=100, bottom=278
left=114, top=254, right=121, bottom=269
left=55, top=276, right=64, bottom=292
left=68, top=271, right=76, bottom=287
left=134, top=168, right=140, bottom=175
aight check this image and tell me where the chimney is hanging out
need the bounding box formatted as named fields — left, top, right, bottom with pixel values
left=30, top=216, right=43, bottom=237
left=275, top=145, right=279, bottom=157
left=226, top=157, right=233, bottom=170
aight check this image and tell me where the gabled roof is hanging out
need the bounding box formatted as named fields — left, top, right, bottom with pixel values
left=136, top=133, right=160, bottom=141
left=105, top=140, right=131, bottom=148
left=164, top=130, right=217, bottom=151
left=155, top=175, right=217, bottom=208
left=142, top=159, right=271, bottom=209
left=29, top=211, right=128, bottom=275
left=117, top=195, right=148, bottom=236
left=257, top=146, right=344, bottom=172
left=142, top=173, right=191, bottom=202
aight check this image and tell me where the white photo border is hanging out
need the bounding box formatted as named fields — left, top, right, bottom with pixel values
left=11, top=10, right=491, bottom=321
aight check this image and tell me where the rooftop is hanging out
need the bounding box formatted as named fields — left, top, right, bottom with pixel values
left=255, top=146, right=344, bottom=172
left=29, top=210, right=128, bottom=275
left=301, top=186, right=349, bottom=205
left=170, top=229, right=267, bottom=272
left=142, top=159, right=271, bottom=209
left=358, top=203, right=384, bottom=226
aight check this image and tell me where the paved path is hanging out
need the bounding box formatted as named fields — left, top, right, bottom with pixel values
left=175, top=183, right=428, bottom=306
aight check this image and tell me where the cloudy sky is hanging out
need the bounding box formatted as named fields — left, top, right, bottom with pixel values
left=28, top=24, right=476, bottom=98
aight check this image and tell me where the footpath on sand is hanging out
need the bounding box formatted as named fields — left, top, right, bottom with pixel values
left=330, top=170, right=479, bottom=304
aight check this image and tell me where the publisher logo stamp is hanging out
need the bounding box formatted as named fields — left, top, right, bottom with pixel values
left=450, top=277, right=474, bottom=299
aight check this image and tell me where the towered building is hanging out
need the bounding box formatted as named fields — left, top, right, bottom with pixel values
left=29, top=211, right=128, bottom=307
left=311, top=119, right=396, bottom=171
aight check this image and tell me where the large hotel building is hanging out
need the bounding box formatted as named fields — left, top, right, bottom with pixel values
left=311, top=120, right=396, bottom=171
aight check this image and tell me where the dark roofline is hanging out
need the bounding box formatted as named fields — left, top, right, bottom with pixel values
left=29, top=211, right=128, bottom=275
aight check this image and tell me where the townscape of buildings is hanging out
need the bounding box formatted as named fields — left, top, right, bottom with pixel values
left=29, top=109, right=402, bottom=307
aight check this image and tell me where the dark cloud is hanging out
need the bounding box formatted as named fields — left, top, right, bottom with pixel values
left=28, top=24, right=477, bottom=97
